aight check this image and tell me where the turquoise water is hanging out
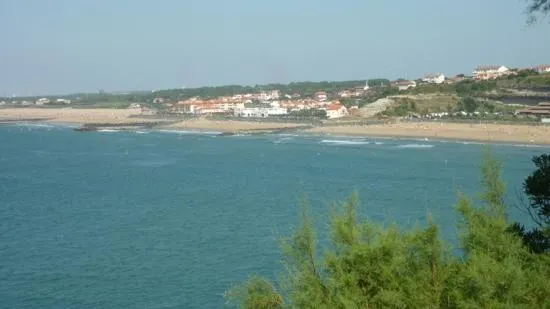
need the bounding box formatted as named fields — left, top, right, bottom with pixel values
left=1, top=124, right=547, bottom=309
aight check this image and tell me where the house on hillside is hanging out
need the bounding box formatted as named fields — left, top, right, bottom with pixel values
left=234, top=107, right=287, bottom=118
left=260, top=90, right=281, bottom=102
left=535, top=64, right=550, bottom=74
left=153, top=97, right=165, bottom=104
left=325, top=103, right=348, bottom=119
left=338, top=90, right=352, bottom=98
left=517, top=102, right=550, bottom=117
left=423, top=73, right=445, bottom=84
left=35, top=98, right=50, bottom=105
left=56, top=98, right=71, bottom=104
left=392, top=80, right=417, bottom=91
left=446, top=74, right=467, bottom=84
left=473, top=65, right=510, bottom=80
left=315, top=91, right=328, bottom=102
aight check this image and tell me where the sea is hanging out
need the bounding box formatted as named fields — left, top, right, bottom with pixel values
left=1, top=123, right=548, bottom=309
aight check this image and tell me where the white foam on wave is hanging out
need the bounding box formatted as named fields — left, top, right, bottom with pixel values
left=135, top=130, right=148, bottom=134
left=504, top=143, right=550, bottom=149
left=11, top=122, right=57, bottom=129
left=396, top=144, right=434, bottom=149
left=98, top=129, right=119, bottom=132
left=158, top=129, right=222, bottom=135
left=460, top=141, right=484, bottom=145
left=321, top=139, right=370, bottom=145
left=274, top=137, right=294, bottom=144
left=278, top=133, right=300, bottom=137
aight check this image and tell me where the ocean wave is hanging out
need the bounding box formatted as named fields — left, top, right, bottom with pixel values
left=274, top=137, right=294, bottom=144
left=11, top=122, right=57, bottom=129
left=321, top=139, right=370, bottom=145
left=503, top=143, right=550, bottom=149
left=98, top=129, right=119, bottom=132
left=135, top=131, right=148, bottom=134
left=157, top=129, right=222, bottom=135
left=396, top=144, right=435, bottom=149
left=277, top=133, right=301, bottom=137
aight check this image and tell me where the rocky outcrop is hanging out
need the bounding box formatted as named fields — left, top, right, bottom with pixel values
left=358, top=98, right=395, bottom=117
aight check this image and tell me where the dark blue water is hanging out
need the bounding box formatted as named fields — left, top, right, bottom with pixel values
left=1, top=124, right=547, bottom=309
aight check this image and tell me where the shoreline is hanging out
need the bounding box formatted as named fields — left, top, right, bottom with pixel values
left=4, top=119, right=550, bottom=148
left=1, top=108, right=550, bottom=146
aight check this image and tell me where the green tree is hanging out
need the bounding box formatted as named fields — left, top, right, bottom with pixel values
left=461, top=97, right=479, bottom=113
left=510, top=154, right=550, bottom=253
left=367, top=79, right=390, bottom=87
left=526, top=0, right=550, bottom=23
left=227, top=151, right=550, bottom=309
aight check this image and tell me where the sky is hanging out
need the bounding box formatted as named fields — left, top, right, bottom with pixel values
left=0, top=0, right=549, bottom=96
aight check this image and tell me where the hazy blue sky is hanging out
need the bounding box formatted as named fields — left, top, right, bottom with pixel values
left=1, top=0, right=549, bottom=96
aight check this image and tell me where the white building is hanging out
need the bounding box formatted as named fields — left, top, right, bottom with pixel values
left=234, top=107, right=288, bottom=118
left=325, top=103, right=348, bottom=119
left=393, top=80, right=417, bottom=91
left=473, top=65, right=510, bottom=80
left=315, top=91, right=328, bottom=102
left=35, top=98, right=51, bottom=105
left=56, top=98, right=71, bottom=104
left=259, top=90, right=281, bottom=102
left=422, top=73, right=445, bottom=84
left=535, top=64, right=550, bottom=74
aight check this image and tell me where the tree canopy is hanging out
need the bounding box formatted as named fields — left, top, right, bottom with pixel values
left=527, top=0, right=550, bottom=22
left=226, top=151, right=550, bottom=309
left=510, top=154, right=550, bottom=253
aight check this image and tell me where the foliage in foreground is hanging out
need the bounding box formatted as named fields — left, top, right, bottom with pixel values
left=509, top=153, right=550, bottom=253
left=226, top=152, right=550, bottom=309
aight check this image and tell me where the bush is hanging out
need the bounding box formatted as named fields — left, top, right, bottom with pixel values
left=226, top=151, right=550, bottom=309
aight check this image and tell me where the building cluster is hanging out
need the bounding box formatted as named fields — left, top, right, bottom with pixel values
left=387, top=64, right=550, bottom=92
left=2, top=63, right=549, bottom=121
left=0, top=97, right=72, bottom=106
left=161, top=88, right=354, bottom=119
left=517, top=102, right=550, bottom=117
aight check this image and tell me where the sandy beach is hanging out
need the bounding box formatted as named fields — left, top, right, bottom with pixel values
left=306, top=122, right=550, bottom=145
left=161, top=118, right=307, bottom=132
left=2, top=108, right=550, bottom=144
left=0, top=108, right=142, bottom=124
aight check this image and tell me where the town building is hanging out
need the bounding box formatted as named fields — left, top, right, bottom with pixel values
left=35, top=98, right=51, bottom=105
left=535, top=64, right=550, bottom=74
left=260, top=90, right=281, bottom=102
left=445, top=74, right=466, bottom=84
left=392, top=80, right=417, bottom=91
left=422, top=73, right=445, bottom=84
left=517, top=102, right=550, bottom=117
left=234, top=107, right=287, bottom=118
left=325, top=103, right=348, bottom=119
left=473, top=65, right=510, bottom=80
left=55, top=98, right=71, bottom=104
left=315, top=91, right=328, bottom=102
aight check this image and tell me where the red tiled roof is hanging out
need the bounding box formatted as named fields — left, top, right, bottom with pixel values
left=327, top=103, right=344, bottom=111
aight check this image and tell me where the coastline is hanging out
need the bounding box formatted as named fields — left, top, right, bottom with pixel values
left=2, top=108, right=550, bottom=146
left=303, top=122, right=550, bottom=146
